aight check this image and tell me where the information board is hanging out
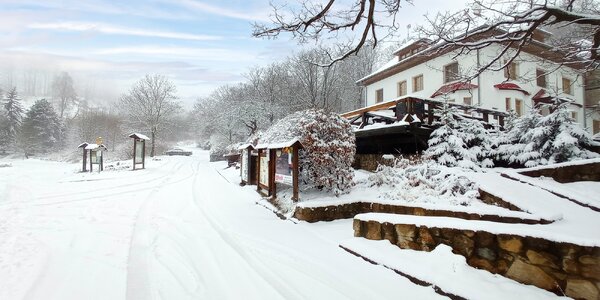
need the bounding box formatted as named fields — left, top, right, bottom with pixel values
left=135, top=140, right=144, bottom=163
left=241, top=150, right=248, bottom=182
left=274, top=151, right=293, bottom=185
left=259, top=155, right=269, bottom=187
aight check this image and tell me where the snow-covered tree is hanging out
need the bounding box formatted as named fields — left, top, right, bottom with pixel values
left=2, top=87, right=24, bottom=147
left=119, top=74, right=182, bottom=157
left=20, top=99, right=65, bottom=154
left=52, top=72, right=77, bottom=119
left=258, top=109, right=356, bottom=195
left=424, top=102, right=495, bottom=169
left=496, top=103, right=598, bottom=167
left=495, top=108, right=542, bottom=165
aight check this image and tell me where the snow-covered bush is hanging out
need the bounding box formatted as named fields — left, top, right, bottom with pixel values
left=258, top=109, right=356, bottom=195
left=496, top=103, right=598, bottom=167
left=367, top=157, right=479, bottom=205
left=424, top=102, right=495, bottom=169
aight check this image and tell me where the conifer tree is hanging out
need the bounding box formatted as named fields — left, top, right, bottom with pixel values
left=20, top=99, right=65, bottom=153
left=424, top=102, right=478, bottom=168
left=2, top=87, right=24, bottom=147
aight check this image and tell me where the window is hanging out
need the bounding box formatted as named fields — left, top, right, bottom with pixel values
left=504, top=61, right=518, bottom=80
left=570, top=111, right=578, bottom=121
left=505, top=98, right=512, bottom=111
left=536, top=69, right=547, bottom=88
left=562, top=77, right=573, bottom=95
left=397, top=81, right=407, bottom=97
left=515, top=99, right=523, bottom=116
left=594, top=120, right=600, bottom=134
left=463, top=97, right=472, bottom=105
left=447, top=98, right=455, bottom=103
left=376, top=88, right=384, bottom=103
left=444, top=62, right=459, bottom=83
left=412, top=75, right=424, bottom=92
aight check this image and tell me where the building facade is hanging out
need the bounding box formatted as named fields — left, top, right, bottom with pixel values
left=357, top=36, right=595, bottom=133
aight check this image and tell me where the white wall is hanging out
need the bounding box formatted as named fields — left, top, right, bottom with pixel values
left=365, top=44, right=587, bottom=129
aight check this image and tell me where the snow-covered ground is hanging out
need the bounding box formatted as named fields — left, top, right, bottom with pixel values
left=0, top=150, right=444, bottom=300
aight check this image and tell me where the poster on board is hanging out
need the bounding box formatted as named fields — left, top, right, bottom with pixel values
left=135, top=140, right=144, bottom=163
left=259, top=154, right=269, bottom=187
left=274, top=150, right=293, bottom=185
left=241, top=150, right=248, bottom=182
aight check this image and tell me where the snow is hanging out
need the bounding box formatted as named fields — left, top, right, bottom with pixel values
left=255, top=138, right=298, bottom=149
left=0, top=151, right=443, bottom=299
left=340, top=240, right=565, bottom=300
left=502, top=169, right=600, bottom=209
left=84, top=143, right=107, bottom=150
left=512, top=157, right=600, bottom=172
left=128, top=133, right=150, bottom=140
left=354, top=121, right=409, bottom=132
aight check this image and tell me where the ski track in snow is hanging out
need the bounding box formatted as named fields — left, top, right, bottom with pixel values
left=0, top=152, right=443, bottom=300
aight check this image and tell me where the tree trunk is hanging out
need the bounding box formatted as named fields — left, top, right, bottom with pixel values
left=151, top=129, right=156, bottom=157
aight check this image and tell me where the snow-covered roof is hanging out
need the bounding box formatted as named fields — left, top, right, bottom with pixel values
left=237, top=143, right=255, bottom=150
left=254, top=111, right=306, bottom=149
left=84, top=143, right=108, bottom=150
left=77, top=142, right=89, bottom=148
left=128, top=133, right=150, bottom=140
left=256, top=138, right=299, bottom=149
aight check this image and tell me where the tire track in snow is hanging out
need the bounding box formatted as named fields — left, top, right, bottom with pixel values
left=125, top=159, right=201, bottom=300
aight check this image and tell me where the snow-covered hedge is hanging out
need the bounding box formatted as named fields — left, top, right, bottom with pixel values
left=257, top=109, right=356, bottom=195
left=367, top=157, right=479, bottom=206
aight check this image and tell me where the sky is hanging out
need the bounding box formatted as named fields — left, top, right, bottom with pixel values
left=0, top=0, right=470, bottom=108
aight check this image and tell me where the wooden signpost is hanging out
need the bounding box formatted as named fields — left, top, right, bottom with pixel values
left=256, top=140, right=301, bottom=202
left=85, top=139, right=107, bottom=173
left=78, top=142, right=89, bottom=172
left=128, top=133, right=149, bottom=170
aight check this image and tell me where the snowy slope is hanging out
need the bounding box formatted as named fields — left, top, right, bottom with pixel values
left=0, top=152, right=442, bottom=300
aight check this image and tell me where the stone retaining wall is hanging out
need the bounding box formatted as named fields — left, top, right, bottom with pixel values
left=293, top=201, right=550, bottom=224
left=519, top=161, right=600, bottom=183
left=352, top=154, right=399, bottom=171
left=353, top=219, right=600, bottom=300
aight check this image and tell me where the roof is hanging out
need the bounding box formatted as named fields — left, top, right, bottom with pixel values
left=85, top=143, right=108, bottom=151
left=531, top=89, right=583, bottom=107
left=357, top=27, right=586, bottom=86
left=493, top=82, right=530, bottom=95
left=128, top=133, right=150, bottom=140
left=255, top=138, right=300, bottom=150
left=77, top=142, right=89, bottom=148
left=237, top=143, right=255, bottom=150
left=431, top=82, right=478, bottom=98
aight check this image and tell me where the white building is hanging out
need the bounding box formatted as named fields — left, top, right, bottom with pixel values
left=356, top=32, right=597, bottom=134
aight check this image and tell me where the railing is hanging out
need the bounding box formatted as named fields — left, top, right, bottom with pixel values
left=343, top=96, right=508, bottom=130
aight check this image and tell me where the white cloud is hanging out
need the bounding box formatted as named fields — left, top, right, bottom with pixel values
left=28, top=22, right=221, bottom=41
left=93, top=46, right=259, bottom=62
left=169, top=0, right=270, bottom=22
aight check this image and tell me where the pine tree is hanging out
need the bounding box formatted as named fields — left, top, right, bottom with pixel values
left=424, top=101, right=480, bottom=169
left=20, top=99, right=65, bottom=154
left=2, top=87, right=24, bottom=147
left=495, top=108, right=542, bottom=165
left=496, top=103, right=598, bottom=167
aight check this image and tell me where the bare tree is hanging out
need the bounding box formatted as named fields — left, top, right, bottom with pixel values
left=119, top=74, right=182, bottom=157
left=254, top=0, right=599, bottom=71
left=52, top=72, right=77, bottom=119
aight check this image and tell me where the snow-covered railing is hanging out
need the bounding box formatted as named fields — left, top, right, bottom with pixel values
left=342, top=96, right=508, bottom=130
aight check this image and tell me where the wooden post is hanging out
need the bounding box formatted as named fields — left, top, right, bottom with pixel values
left=89, top=150, right=93, bottom=172
left=142, top=140, right=146, bottom=169
left=499, top=115, right=505, bottom=128
left=133, top=139, right=137, bottom=170
left=428, top=104, right=435, bottom=125
left=270, top=149, right=276, bottom=199
left=82, top=148, right=87, bottom=172
left=100, top=151, right=104, bottom=171
left=483, top=112, right=489, bottom=123
left=256, top=149, right=261, bottom=193
left=292, top=144, right=299, bottom=202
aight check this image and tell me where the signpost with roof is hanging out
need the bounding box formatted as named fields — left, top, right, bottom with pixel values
left=238, top=144, right=256, bottom=185
left=255, top=139, right=301, bottom=201
left=128, top=133, right=149, bottom=170
left=85, top=137, right=107, bottom=172
left=78, top=142, right=89, bottom=172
